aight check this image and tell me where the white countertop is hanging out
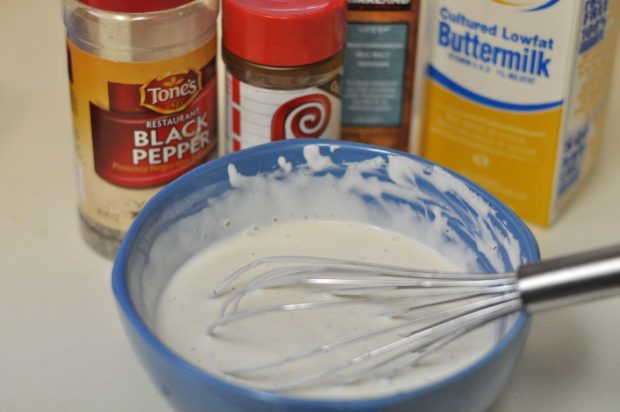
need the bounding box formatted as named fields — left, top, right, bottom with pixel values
left=1, top=1, right=619, bottom=411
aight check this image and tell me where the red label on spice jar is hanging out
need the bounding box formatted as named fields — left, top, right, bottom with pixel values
left=226, top=72, right=341, bottom=152
left=68, top=34, right=217, bottom=233
left=91, top=63, right=216, bottom=188
left=271, top=94, right=333, bottom=141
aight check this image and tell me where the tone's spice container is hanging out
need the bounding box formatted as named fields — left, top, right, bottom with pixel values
left=64, top=0, right=219, bottom=258
left=222, top=0, right=346, bottom=152
left=340, top=1, right=420, bottom=151
left=412, top=0, right=619, bottom=226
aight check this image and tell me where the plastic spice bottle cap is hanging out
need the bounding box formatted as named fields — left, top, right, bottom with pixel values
left=78, top=0, right=193, bottom=13
left=223, top=0, right=347, bottom=67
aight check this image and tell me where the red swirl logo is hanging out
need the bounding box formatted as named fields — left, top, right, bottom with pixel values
left=271, top=94, right=331, bottom=141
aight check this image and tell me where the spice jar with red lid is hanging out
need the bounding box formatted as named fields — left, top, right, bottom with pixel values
left=64, top=0, right=219, bottom=258
left=222, top=0, right=346, bottom=152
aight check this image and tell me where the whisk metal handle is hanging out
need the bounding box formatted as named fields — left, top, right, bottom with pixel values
left=517, top=244, right=620, bottom=312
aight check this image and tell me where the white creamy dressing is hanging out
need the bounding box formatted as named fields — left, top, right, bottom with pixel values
left=147, top=144, right=522, bottom=399
left=156, top=220, right=505, bottom=398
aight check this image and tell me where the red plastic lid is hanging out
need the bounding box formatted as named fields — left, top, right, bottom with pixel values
left=223, top=0, right=346, bottom=67
left=79, top=0, right=193, bottom=13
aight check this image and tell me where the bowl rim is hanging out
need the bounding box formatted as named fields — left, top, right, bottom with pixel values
left=112, top=139, right=540, bottom=408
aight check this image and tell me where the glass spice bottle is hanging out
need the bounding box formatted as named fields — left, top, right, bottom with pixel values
left=222, top=0, right=346, bottom=152
left=64, top=0, right=219, bottom=258
left=341, top=1, right=421, bottom=152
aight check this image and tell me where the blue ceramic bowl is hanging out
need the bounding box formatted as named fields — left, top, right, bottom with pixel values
left=112, top=140, right=539, bottom=412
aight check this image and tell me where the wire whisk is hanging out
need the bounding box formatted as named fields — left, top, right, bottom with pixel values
left=207, top=245, right=620, bottom=392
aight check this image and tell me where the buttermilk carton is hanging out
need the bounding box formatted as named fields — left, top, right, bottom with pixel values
left=412, top=0, right=619, bottom=226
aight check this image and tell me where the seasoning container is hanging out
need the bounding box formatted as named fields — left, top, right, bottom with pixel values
left=222, top=0, right=346, bottom=152
left=340, top=1, right=421, bottom=152
left=64, top=0, right=219, bottom=258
